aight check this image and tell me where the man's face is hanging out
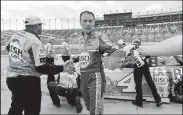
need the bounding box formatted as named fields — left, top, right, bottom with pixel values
left=80, top=13, right=95, bottom=34
left=36, top=24, right=42, bottom=35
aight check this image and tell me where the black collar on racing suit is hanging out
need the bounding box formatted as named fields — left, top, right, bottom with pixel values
left=24, top=29, right=40, bottom=40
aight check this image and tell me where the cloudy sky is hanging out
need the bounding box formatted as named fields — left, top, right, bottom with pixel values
left=1, top=1, right=182, bottom=30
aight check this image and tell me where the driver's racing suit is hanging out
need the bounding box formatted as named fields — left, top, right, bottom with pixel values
left=73, top=31, right=116, bottom=115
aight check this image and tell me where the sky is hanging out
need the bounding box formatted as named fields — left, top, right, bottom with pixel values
left=1, top=1, right=182, bottom=30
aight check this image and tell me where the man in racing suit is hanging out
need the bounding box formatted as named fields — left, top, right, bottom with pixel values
left=5, top=16, right=65, bottom=115
left=73, top=11, right=116, bottom=115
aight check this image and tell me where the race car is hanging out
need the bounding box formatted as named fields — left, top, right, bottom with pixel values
left=102, top=55, right=182, bottom=104
left=53, top=45, right=182, bottom=104
left=168, top=55, right=182, bottom=103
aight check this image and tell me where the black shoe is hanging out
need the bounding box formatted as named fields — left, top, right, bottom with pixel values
left=132, top=101, right=143, bottom=108
left=156, top=102, right=162, bottom=107
left=53, top=103, right=61, bottom=107
left=75, top=97, right=83, bottom=113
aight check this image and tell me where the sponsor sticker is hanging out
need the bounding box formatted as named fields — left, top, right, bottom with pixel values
left=79, top=50, right=91, bottom=69
left=153, top=67, right=169, bottom=95
left=172, top=68, right=182, bottom=80
left=39, top=45, right=47, bottom=57
left=9, top=39, right=23, bottom=62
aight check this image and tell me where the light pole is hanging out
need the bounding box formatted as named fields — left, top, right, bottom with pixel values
left=73, top=18, right=75, bottom=29
left=153, top=10, right=155, bottom=24
left=170, top=8, right=172, bottom=12
left=49, top=19, right=51, bottom=29
left=146, top=11, right=149, bottom=14
left=22, top=20, right=24, bottom=29
left=9, top=19, right=11, bottom=30
left=161, top=9, right=163, bottom=13
left=161, top=11, right=163, bottom=23
left=138, top=12, right=140, bottom=25
left=43, top=19, right=44, bottom=29
left=169, top=9, right=172, bottom=21
left=178, top=7, right=181, bottom=20
left=67, top=18, right=69, bottom=29
left=2, top=19, right=4, bottom=30
left=16, top=19, right=18, bottom=30
left=55, top=19, right=56, bottom=29
left=61, top=18, right=63, bottom=29
left=178, top=7, right=181, bottom=11
left=153, top=10, right=155, bottom=14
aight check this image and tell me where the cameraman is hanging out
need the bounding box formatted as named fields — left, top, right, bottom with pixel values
left=47, top=60, right=83, bottom=113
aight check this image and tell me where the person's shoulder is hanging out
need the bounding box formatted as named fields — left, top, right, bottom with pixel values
left=12, top=30, right=39, bottom=44
left=18, top=31, right=36, bottom=39
left=11, top=30, right=26, bottom=38
left=24, top=31, right=41, bottom=43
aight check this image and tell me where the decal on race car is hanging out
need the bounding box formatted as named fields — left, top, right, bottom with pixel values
left=116, top=71, right=135, bottom=92
left=172, top=68, right=182, bottom=80
left=148, top=56, right=158, bottom=67
left=152, top=67, right=169, bottom=95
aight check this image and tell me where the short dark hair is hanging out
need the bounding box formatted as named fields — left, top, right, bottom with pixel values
left=80, top=11, right=95, bottom=21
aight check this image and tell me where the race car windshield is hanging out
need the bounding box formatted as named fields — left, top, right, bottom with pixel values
left=158, top=56, right=182, bottom=66
left=174, top=55, right=183, bottom=66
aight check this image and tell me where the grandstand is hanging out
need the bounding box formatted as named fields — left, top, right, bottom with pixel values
left=95, top=10, right=182, bottom=27
left=1, top=9, right=182, bottom=46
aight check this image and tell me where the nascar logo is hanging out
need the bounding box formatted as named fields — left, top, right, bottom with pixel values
left=79, top=50, right=91, bottom=69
